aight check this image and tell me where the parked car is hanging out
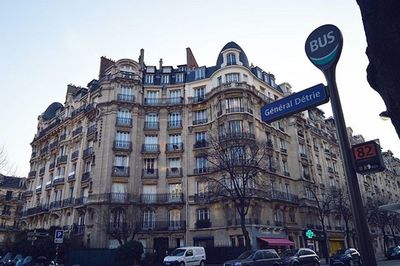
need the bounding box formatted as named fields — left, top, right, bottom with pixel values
left=163, top=246, right=206, bottom=266
left=223, top=249, right=282, bottom=266
left=281, top=248, right=319, bottom=266
left=0, top=253, right=13, bottom=265
left=329, top=248, right=361, bottom=266
left=386, top=246, right=400, bottom=260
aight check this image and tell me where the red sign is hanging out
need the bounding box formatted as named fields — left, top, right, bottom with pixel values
left=352, top=140, right=385, bottom=174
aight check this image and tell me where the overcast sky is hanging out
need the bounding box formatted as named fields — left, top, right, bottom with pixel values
left=1, top=0, right=399, bottom=176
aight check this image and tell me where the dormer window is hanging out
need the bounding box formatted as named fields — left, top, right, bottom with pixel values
left=175, top=73, right=184, bottom=83
left=194, top=67, right=205, bottom=80
left=161, top=75, right=169, bottom=84
left=227, top=53, right=237, bottom=65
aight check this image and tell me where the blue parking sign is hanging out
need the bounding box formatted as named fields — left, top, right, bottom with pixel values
left=54, top=229, right=64, bottom=244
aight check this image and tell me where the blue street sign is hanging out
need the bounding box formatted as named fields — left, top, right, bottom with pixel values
left=261, top=84, right=329, bottom=123
left=54, top=229, right=64, bottom=244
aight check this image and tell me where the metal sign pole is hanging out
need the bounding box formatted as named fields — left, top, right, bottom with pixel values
left=305, top=24, right=377, bottom=265
left=324, top=69, right=377, bottom=265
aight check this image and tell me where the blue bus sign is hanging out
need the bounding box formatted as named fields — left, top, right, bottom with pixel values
left=261, top=83, right=329, bottom=123
left=305, top=24, right=343, bottom=72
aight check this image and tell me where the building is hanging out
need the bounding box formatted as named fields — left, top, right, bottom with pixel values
left=0, top=174, right=26, bottom=247
left=22, top=42, right=398, bottom=257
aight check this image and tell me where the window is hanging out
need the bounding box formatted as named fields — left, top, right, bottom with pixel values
left=145, top=113, right=158, bottom=122
left=194, top=87, right=205, bottom=102
left=194, top=67, right=205, bottom=80
left=143, top=210, right=155, bottom=229
left=169, top=90, right=182, bottom=103
left=161, top=75, right=169, bottom=84
left=225, top=73, right=240, bottom=83
left=145, top=75, right=154, bottom=84
left=217, top=76, right=222, bottom=86
left=197, top=208, right=210, bottom=221
left=282, top=160, right=288, bottom=173
left=169, top=134, right=181, bottom=144
left=168, top=112, right=181, bottom=125
left=114, top=155, right=128, bottom=167
left=227, top=53, right=236, bottom=65
left=175, top=73, right=184, bottom=83
left=197, top=181, right=208, bottom=194
left=144, top=158, right=156, bottom=172
left=146, top=91, right=159, bottom=104
left=226, top=98, right=242, bottom=111
left=120, top=86, right=133, bottom=96
left=169, top=209, right=181, bottom=228
left=169, top=158, right=181, bottom=169
left=116, top=131, right=130, bottom=142
left=84, top=161, right=91, bottom=173
left=169, top=184, right=182, bottom=201
left=144, top=135, right=158, bottom=145
left=228, top=120, right=243, bottom=133
left=299, top=143, right=306, bottom=154
left=195, top=132, right=207, bottom=142
left=196, top=156, right=208, bottom=170
left=194, top=110, right=207, bottom=123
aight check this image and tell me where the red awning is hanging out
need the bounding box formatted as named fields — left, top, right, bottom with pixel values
left=259, top=237, right=295, bottom=247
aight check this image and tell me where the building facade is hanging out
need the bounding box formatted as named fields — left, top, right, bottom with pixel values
left=0, top=174, right=26, bottom=247
left=22, top=42, right=399, bottom=256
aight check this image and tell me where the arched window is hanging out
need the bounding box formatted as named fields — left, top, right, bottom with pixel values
left=227, top=53, right=237, bottom=65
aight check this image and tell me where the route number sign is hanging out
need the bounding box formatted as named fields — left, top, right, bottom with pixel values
left=352, top=140, right=385, bottom=174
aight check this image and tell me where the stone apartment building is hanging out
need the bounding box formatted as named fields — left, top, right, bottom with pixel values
left=0, top=174, right=26, bottom=247
left=22, top=41, right=399, bottom=256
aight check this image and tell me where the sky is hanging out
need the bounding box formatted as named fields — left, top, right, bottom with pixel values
left=0, top=0, right=399, bottom=176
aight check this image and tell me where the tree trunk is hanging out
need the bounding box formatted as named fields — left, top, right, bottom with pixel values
left=322, top=228, right=330, bottom=264
left=239, top=213, right=252, bottom=250
left=382, top=226, right=386, bottom=254
left=389, top=224, right=398, bottom=246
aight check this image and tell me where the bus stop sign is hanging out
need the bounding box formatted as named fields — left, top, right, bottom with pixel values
left=352, top=140, right=385, bottom=174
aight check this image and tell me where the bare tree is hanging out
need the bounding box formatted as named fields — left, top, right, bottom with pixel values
left=331, top=187, right=353, bottom=248
left=0, top=144, right=17, bottom=175
left=306, top=184, right=334, bottom=263
left=366, top=196, right=391, bottom=253
left=203, top=131, right=271, bottom=250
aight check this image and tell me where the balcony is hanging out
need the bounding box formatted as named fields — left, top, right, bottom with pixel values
left=117, top=93, right=135, bottom=103
left=39, top=167, right=45, bottom=176
left=68, top=172, right=76, bottom=181
left=142, top=144, right=160, bottom=153
left=166, top=143, right=184, bottom=153
left=219, top=132, right=255, bottom=141
left=137, top=220, right=186, bottom=231
left=167, top=120, right=182, bottom=129
left=62, top=198, right=75, bottom=208
left=49, top=141, right=59, bottom=151
left=192, top=96, right=206, bottom=103
left=75, top=196, right=88, bottom=206
left=226, top=107, right=245, bottom=113
left=113, top=140, right=132, bottom=151
left=196, top=220, right=211, bottom=229
left=270, top=190, right=299, bottom=204
left=87, top=125, right=96, bottom=137
left=56, top=155, right=68, bottom=165
left=193, top=193, right=214, bottom=203
left=144, top=121, right=159, bottom=130
left=35, top=185, right=42, bottom=194
left=40, top=146, right=48, bottom=156
left=116, top=117, right=132, bottom=127
left=112, top=166, right=130, bottom=177
left=22, top=191, right=33, bottom=198
left=193, top=118, right=208, bottom=125
left=227, top=218, right=259, bottom=226
left=49, top=201, right=62, bottom=210
left=166, top=167, right=183, bottom=178
left=140, top=193, right=184, bottom=204
left=114, top=71, right=140, bottom=81
left=71, top=150, right=79, bottom=161
left=193, top=140, right=209, bottom=149
left=142, top=169, right=158, bottom=179
left=45, top=181, right=52, bottom=190
left=144, top=97, right=184, bottom=106
left=28, top=171, right=37, bottom=178
left=193, top=167, right=212, bottom=175
left=109, top=193, right=130, bottom=203
left=81, top=172, right=91, bottom=183
left=280, top=148, right=287, bottom=154
left=73, top=224, right=85, bottom=235
left=72, top=126, right=83, bottom=137
left=83, top=147, right=94, bottom=159
left=53, top=177, right=65, bottom=186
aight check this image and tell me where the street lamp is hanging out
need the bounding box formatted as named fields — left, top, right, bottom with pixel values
left=379, top=110, right=391, bottom=121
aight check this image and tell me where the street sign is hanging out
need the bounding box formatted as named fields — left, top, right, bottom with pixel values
left=305, top=24, right=343, bottom=72
left=54, top=230, right=64, bottom=244
left=352, top=140, right=385, bottom=174
left=260, top=83, right=329, bottom=123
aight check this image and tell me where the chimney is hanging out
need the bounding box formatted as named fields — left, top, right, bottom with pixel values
left=99, top=56, right=115, bottom=78
left=186, top=47, right=199, bottom=70
left=139, top=48, right=145, bottom=68
left=159, top=58, right=163, bottom=69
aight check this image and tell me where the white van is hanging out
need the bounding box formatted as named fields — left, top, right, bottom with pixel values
left=163, top=246, right=206, bottom=266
